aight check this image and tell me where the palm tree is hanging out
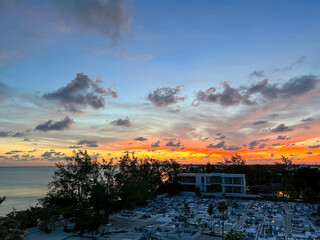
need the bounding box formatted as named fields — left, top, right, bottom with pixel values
left=208, top=203, right=214, bottom=235
left=218, top=201, right=228, bottom=239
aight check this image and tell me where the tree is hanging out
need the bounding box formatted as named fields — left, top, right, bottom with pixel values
left=0, top=198, right=25, bottom=240
left=208, top=203, right=214, bottom=235
left=218, top=201, right=228, bottom=239
left=183, top=203, right=191, bottom=227
left=225, top=229, right=245, bottom=240
left=41, top=150, right=116, bottom=235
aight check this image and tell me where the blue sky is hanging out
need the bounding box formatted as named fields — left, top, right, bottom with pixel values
left=0, top=0, right=320, bottom=165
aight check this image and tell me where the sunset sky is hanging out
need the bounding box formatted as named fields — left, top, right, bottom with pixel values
left=1, top=0, right=320, bottom=166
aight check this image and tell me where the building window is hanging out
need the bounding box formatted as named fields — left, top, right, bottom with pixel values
left=225, top=186, right=233, bottom=193
left=233, top=178, right=242, bottom=184
left=207, top=184, right=222, bottom=193
left=201, top=176, right=205, bottom=184
left=224, top=177, right=232, bottom=184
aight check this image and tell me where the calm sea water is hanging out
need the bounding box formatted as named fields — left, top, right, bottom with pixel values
left=0, top=166, right=55, bottom=216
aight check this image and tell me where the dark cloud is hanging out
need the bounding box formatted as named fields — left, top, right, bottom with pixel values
left=270, top=124, right=293, bottom=133
left=249, top=140, right=260, bottom=149
left=43, top=73, right=117, bottom=112
left=277, top=135, right=291, bottom=140
left=308, top=145, right=320, bottom=149
left=69, top=145, right=82, bottom=149
left=35, top=116, right=74, bottom=132
left=207, top=141, right=225, bottom=149
left=249, top=70, right=265, bottom=78
left=52, top=0, right=130, bottom=46
left=0, top=131, right=11, bottom=137
left=0, top=131, right=27, bottom=138
left=194, top=82, right=254, bottom=107
left=301, top=117, right=314, bottom=122
left=259, top=144, right=267, bottom=149
left=5, top=150, right=23, bottom=155
left=223, top=145, right=241, bottom=151
left=247, top=79, right=278, bottom=99
left=247, top=75, right=319, bottom=100
left=147, top=85, right=186, bottom=107
left=306, top=151, right=313, bottom=155
left=180, top=147, right=186, bottom=151
left=272, top=143, right=281, bottom=146
left=151, top=140, right=160, bottom=148
left=134, top=137, right=147, bottom=141
left=12, top=132, right=26, bottom=137
left=77, top=140, right=98, bottom=147
left=165, top=141, right=181, bottom=147
left=215, top=135, right=226, bottom=140
left=110, top=117, right=132, bottom=127
left=253, top=120, right=268, bottom=125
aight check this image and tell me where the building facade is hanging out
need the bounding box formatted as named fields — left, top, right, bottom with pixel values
left=178, top=173, right=246, bottom=196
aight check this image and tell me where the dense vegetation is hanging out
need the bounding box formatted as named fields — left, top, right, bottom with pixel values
left=0, top=152, right=319, bottom=239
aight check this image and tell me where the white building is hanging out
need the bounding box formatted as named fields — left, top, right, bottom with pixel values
left=178, top=173, right=246, bottom=196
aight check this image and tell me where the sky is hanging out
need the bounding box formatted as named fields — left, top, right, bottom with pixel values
left=0, top=0, right=320, bottom=166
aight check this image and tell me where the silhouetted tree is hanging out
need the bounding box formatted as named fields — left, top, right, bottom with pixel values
left=208, top=203, right=214, bottom=234
left=218, top=201, right=228, bottom=239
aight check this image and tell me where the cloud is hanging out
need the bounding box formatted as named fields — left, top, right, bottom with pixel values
left=249, top=70, right=265, bottom=78
left=77, top=140, right=98, bottom=147
left=35, top=116, right=74, bottom=132
left=110, top=117, right=132, bottom=127
left=259, top=143, right=267, bottom=149
left=249, top=140, right=260, bottom=149
left=272, top=143, right=281, bottom=146
left=308, top=145, right=320, bottom=149
left=151, top=140, right=160, bottom=148
left=0, top=131, right=11, bottom=137
left=306, top=151, right=313, bottom=155
left=41, top=149, right=66, bottom=160
left=301, top=117, right=314, bottom=122
left=215, top=135, right=226, bottom=140
left=0, top=131, right=28, bottom=138
left=165, top=141, right=181, bottom=147
left=277, top=135, right=291, bottom=140
left=275, top=56, right=305, bottom=72
left=146, top=85, right=186, bottom=107
left=52, top=0, right=131, bottom=46
left=253, top=120, right=268, bottom=125
left=207, top=141, right=225, bottom=149
left=134, top=137, right=147, bottom=141
left=247, top=75, right=319, bottom=100
left=43, top=73, right=117, bottom=112
left=223, top=145, right=241, bottom=151
left=194, top=82, right=254, bottom=107
left=270, top=124, right=293, bottom=133
left=69, top=145, right=82, bottom=149
left=5, top=150, right=23, bottom=155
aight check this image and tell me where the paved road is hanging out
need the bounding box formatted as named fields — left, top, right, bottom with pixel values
left=234, top=201, right=253, bottom=231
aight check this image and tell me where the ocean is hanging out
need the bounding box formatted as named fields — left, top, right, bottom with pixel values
left=0, top=166, right=55, bottom=216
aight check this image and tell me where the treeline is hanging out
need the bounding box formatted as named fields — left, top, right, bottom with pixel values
left=0, top=151, right=182, bottom=238
left=184, top=154, right=320, bottom=201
